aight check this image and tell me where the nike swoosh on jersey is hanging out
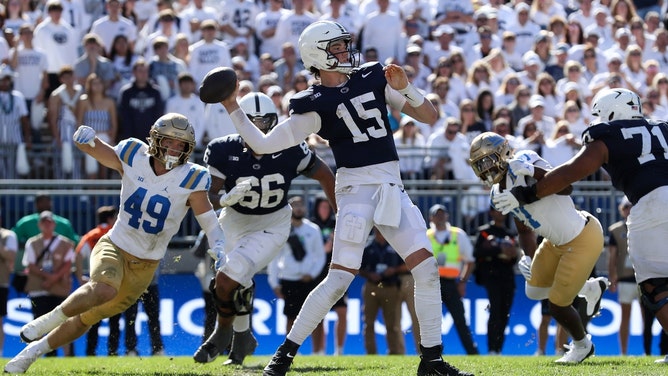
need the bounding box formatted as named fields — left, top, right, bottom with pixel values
left=272, top=153, right=282, bottom=159
left=361, top=72, right=372, bottom=78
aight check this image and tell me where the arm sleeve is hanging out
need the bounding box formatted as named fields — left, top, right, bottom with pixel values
left=229, top=108, right=320, bottom=154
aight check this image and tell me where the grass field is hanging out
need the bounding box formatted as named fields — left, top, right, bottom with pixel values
left=2, top=355, right=666, bottom=375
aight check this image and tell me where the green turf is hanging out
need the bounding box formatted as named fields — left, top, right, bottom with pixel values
left=2, top=355, right=665, bottom=375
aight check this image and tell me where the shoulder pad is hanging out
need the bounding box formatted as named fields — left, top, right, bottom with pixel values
left=117, top=138, right=147, bottom=167
left=204, top=135, right=243, bottom=167
left=289, top=87, right=317, bottom=114
left=582, top=122, right=611, bottom=145
left=179, top=164, right=211, bottom=191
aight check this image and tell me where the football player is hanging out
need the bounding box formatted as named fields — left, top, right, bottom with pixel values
left=192, top=92, right=336, bottom=366
left=5, top=113, right=225, bottom=373
left=495, top=87, right=668, bottom=364
left=215, top=20, right=470, bottom=376
left=469, top=131, right=608, bottom=364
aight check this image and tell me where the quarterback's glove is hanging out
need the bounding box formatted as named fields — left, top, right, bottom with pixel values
left=508, top=159, right=534, bottom=177
left=518, top=254, right=532, bottom=281
left=219, top=179, right=252, bottom=207
left=73, top=125, right=96, bottom=147
left=492, top=185, right=540, bottom=215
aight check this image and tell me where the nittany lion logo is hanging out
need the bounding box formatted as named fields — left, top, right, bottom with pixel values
left=53, top=32, right=68, bottom=44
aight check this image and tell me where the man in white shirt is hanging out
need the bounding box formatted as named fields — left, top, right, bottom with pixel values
left=360, top=0, right=402, bottom=65
left=255, top=0, right=290, bottom=60
left=90, top=0, right=138, bottom=56
left=166, top=73, right=206, bottom=148
left=178, top=0, right=218, bottom=43
left=188, top=20, right=231, bottom=87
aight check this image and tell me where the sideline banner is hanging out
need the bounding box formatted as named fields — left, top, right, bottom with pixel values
left=2, top=274, right=658, bottom=357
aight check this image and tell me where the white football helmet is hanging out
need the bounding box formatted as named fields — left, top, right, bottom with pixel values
left=298, top=20, right=359, bottom=75
left=469, top=132, right=514, bottom=186
left=148, top=113, right=196, bottom=169
left=239, top=92, right=278, bottom=133
left=591, top=88, right=643, bottom=122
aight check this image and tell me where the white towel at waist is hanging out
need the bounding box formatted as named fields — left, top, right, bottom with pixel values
left=372, top=183, right=402, bottom=228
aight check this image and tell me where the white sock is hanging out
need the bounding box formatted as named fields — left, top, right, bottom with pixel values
left=233, top=314, right=249, bottom=332
left=573, top=335, right=590, bottom=347
left=526, top=284, right=550, bottom=301
left=286, top=269, right=354, bottom=345
left=411, top=257, right=443, bottom=348
left=49, top=305, right=68, bottom=323
left=35, top=336, right=53, bottom=355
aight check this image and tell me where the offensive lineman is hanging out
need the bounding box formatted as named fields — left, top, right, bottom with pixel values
left=494, top=88, right=668, bottom=364
left=193, top=92, right=336, bottom=366
left=5, top=113, right=225, bottom=373
left=214, top=20, right=471, bottom=376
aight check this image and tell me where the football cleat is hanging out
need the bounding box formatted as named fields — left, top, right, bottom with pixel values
left=4, top=341, right=45, bottom=373
left=20, top=310, right=65, bottom=343
left=193, top=342, right=219, bottom=364
left=555, top=334, right=594, bottom=364
left=223, top=329, right=258, bottom=366
left=417, top=345, right=474, bottom=376
left=655, top=355, right=668, bottom=364
left=263, top=340, right=299, bottom=376
left=579, top=277, right=609, bottom=317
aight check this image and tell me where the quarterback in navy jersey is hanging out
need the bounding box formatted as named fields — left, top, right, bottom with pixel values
left=495, top=88, right=668, bottom=364
left=193, top=92, right=336, bottom=367
left=216, top=20, right=472, bottom=376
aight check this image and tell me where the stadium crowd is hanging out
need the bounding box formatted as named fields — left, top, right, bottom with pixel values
left=0, top=0, right=665, bottom=183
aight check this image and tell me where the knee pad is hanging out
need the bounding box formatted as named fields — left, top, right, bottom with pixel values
left=209, top=278, right=255, bottom=317
left=640, top=278, right=668, bottom=314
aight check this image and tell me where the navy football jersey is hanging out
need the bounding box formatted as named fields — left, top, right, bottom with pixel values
left=204, top=134, right=316, bottom=215
left=288, top=62, right=399, bottom=169
left=583, top=118, right=668, bottom=204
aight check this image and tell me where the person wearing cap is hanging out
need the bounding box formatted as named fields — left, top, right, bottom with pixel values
left=534, top=72, right=560, bottom=119
left=529, top=0, right=566, bottom=30
left=0, top=64, right=31, bottom=179
left=427, top=204, right=479, bottom=355
left=545, top=42, right=570, bottom=82
left=255, top=0, right=291, bottom=60
left=517, top=52, right=542, bottom=92
left=90, top=0, right=138, bottom=56
left=517, top=94, right=556, bottom=136
left=584, top=6, right=614, bottom=49
left=567, top=0, right=596, bottom=31
left=117, top=59, right=164, bottom=141
left=0, top=205, right=18, bottom=355
left=73, top=33, right=115, bottom=88
left=33, top=0, right=79, bottom=99
left=141, top=9, right=189, bottom=62
left=188, top=19, right=232, bottom=87
left=166, top=72, right=205, bottom=146
left=274, top=42, right=305, bottom=91
left=424, top=24, right=464, bottom=71
left=23, top=210, right=76, bottom=357
left=508, top=2, right=541, bottom=56
left=230, top=35, right=261, bottom=84
left=360, top=0, right=402, bottom=65
left=404, top=44, right=430, bottom=91
left=266, top=85, right=287, bottom=121
left=589, top=52, right=630, bottom=95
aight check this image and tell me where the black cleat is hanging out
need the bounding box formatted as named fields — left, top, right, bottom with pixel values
left=263, top=340, right=299, bottom=376
left=193, top=342, right=219, bottom=364
left=223, top=329, right=258, bottom=366
left=417, top=345, right=474, bottom=376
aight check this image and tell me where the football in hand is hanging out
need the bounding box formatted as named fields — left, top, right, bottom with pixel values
left=199, top=67, right=237, bottom=104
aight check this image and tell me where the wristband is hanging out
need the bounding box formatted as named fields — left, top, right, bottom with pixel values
left=398, top=84, right=424, bottom=108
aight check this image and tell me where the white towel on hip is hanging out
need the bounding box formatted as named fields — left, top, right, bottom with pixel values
left=372, top=183, right=402, bottom=228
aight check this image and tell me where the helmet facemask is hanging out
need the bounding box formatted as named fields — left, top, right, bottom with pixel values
left=471, top=154, right=508, bottom=187
left=239, top=92, right=279, bottom=134
left=316, top=36, right=360, bottom=75
left=300, top=21, right=361, bottom=75
left=246, top=113, right=278, bottom=134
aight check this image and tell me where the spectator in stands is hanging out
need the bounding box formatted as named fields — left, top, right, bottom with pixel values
left=540, top=121, right=580, bottom=168
left=590, top=53, right=633, bottom=95
left=565, top=18, right=587, bottom=47
left=465, top=60, right=494, bottom=101
left=643, top=11, right=662, bottom=35
left=585, top=6, right=614, bottom=50
left=24, top=210, right=75, bottom=357
left=0, top=207, right=18, bottom=357
left=557, top=60, right=593, bottom=104
left=568, top=0, right=595, bottom=31
left=621, top=45, right=646, bottom=93
left=460, top=98, right=486, bottom=145
left=12, top=192, right=79, bottom=249
left=404, top=45, right=430, bottom=92
left=508, top=2, right=541, bottom=57
left=219, top=0, right=258, bottom=50
left=516, top=120, right=544, bottom=155
left=0, top=64, right=30, bottom=179
left=393, top=116, right=425, bottom=181
left=641, top=60, right=661, bottom=97
left=116, top=59, right=164, bottom=142
left=280, top=69, right=309, bottom=111
left=646, top=29, right=668, bottom=73
left=425, top=117, right=471, bottom=181
left=427, top=56, right=466, bottom=107
left=517, top=53, right=542, bottom=93
left=500, top=31, right=522, bottom=72
left=611, top=0, right=637, bottom=24
left=3, top=0, right=30, bottom=36
left=545, top=42, right=569, bottom=82
left=166, top=72, right=205, bottom=148
left=319, top=0, right=357, bottom=43
left=90, top=0, right=138, bottom=56
left=148, top=36, right=186, bottom=100
left=172, top=33, right=191, bottom=67
left=517, top=95, right=556, bottom=138
left=142, top=9, right=187, bottom=62
left=360, top=0, right=402, bottom=66
left=424, top=25, right=463, bottom=75
left=475, top=89, right=495, bottom=133
left=230, top=37, right=260, bottom=84
left=494, top=73, right=521, bottom=108
left=177, top=0, right=217, bottom=44
left=428, top=204, right=479, bottom=355
left=430, top=76, right=460, bottom=120
left=486, top=49, right=514, bottom=90
left=254, top=0, right=289, bottom=61
left=547, top=15, right=567, bottom=46
left=274, top=43, right=304, bottom=93
left=188, top=20, right=231, bottom=89
left=359, top=229, right=406, bottom=355
left=34, top=0, right=79, bottom=100
left=530, top=0, right=566, bottom=29
left=74, top=205, right=117, bottom=356
left=274, top=0, right=317, bottom=59
left=47, top=65, right=83, bottom=178
left=534, top=73, right=559, bottom=119
left=531, top=31, right=555, bottom=68
left=507, top=84, right=531, bottom=133
left=75, top=73, right=118, bottom=179
left=9, top=24, right=48, bottom=146
left=108, top=35, right=138, bottom=101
